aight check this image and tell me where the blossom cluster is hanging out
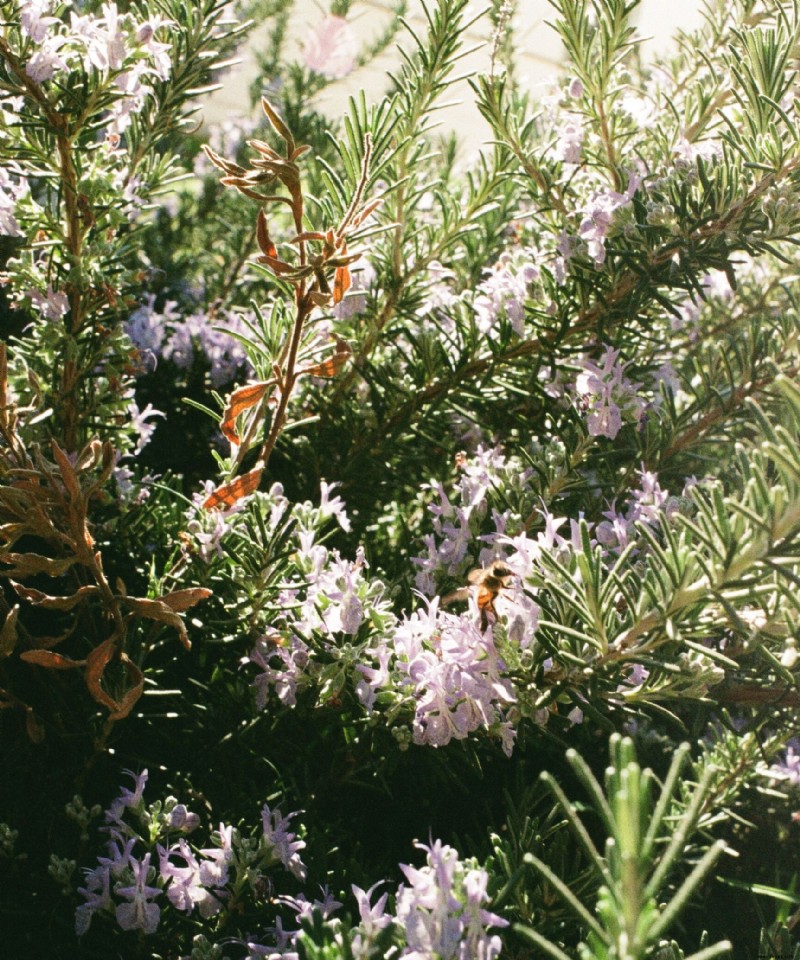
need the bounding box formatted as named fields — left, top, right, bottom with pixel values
left=570, top=344, right=646, bottom=440
left=258, top=839, right=506, bottom=960
left=126, top=295, right=254, bottom=387
left=17, top=1, right=172, bottom=131
left=75, top=769, right=308, bottom=938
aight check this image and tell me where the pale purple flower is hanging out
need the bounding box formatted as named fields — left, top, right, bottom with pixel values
left=199, top=823, right=234, bottom=889
left=553, top=114, right=583, bottom=163
left=162, top=308, right=252, bottom=387
left=573, top=345, right=645, bottom=439
left=352, top=881, right=392, bottom=936
left=319, top=480, right=351, bottom=532
left=185, top=480, right=245, bottom=562
left=25, top=36, right=69, bottom=81
left=355, top=641, right=392, bottom=710
left=126, top=399, right=165, bottom=455
left=106, top=768, right=148, bottom=824
left=0, top=166, right=26, bottom=238
left=303, top=16, right=358, bottom=79
left=261, top=804, right=307, bottom=880
left=395, top=840, right=507, bottom=959
left=474, top=259, right=535, bottom=336
left=577, top=172, right=640, bottom=266
left=27, top=283, right=69, bottom=321
left=675, top=136, right=723, bottom=165
left=21, top=0, right=58, bottom=42
left=768, top=747, right=800, bottom=787
left=115, top=853, right=162, bottom=934
left=76, top=864, right=112, bottom=934
left=135, top=15, right=173, bottom=80
left=568, top=77, right=583, bottom=98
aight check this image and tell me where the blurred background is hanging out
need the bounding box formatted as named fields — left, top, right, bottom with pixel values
left=203, top=0, right=706, bottom=146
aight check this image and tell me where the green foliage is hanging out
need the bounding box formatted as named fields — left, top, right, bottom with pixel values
left=2, top=0, right=800, bottom=957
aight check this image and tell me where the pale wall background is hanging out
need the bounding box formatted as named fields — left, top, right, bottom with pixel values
left=203, top=0, right=705, bottom=146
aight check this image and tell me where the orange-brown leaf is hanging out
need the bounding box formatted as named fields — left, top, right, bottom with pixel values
left=256, top=209, right=277, bottom=259
left=25, top=707, right=45, bottom=743
left=12, top=582, right=99, bottom=610
left=1, top=553, right=76, bottom=578
left=255, top=254, right=296, bottom=275
left=20, top=649, right=84, bottom=670
left=289, top=231, right=327, bottom=244
left=220, top=382, right=273, bottom=445
left=84, top=639, right=144, bottom=719
left=85, top=638, right=118, bottom=711
left=333, top=266, right=351, bottom=304
left=108, top=657, right=144, bottom=721
left=122, top=596, right=191, bottom=650
left=51, top=441, right=81, bottom=501
left=352, top=197, right=383, bottom=227
left=301, top=340, right=352, bottom=379
left=261, top=98, right=294, bottom=151
left=0, top=605, right=18, bottom=658
left=160, top=587, right=213, bottom=613
left=202, top=464, right=264, bottom=512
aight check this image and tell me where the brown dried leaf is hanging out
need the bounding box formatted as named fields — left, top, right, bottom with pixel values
left=261, top=98, right=294, bottom=152
left=202, top=464, right=264, bottom=513
left=85, top=638, right=118, bottom=711
left=107, top=656, right=144, bottom=721
left=1, top=552, right=76, bottom=578
left=256, top=208, right=278, bottom=260
left=254, top=254, right=297, bottom=276
left=308, top=290, right=332, bottom=307
left=20, top=648, right=84, bottom=669
left=0, top=523, right=26, bottom=546
left=202, top=144, right=245, bottom=177
left=333, top=265, right=351, bottom=304
left=159, top=587, right=213, bottom=613
left=220, top=381, right=274, bottom=445
left=83, top=639, right=143, bottom=719
left=0, top=605, right=19, bottom=658
left=222, top=180, right=272, bottom=201
left=300, top=340, right=352, bottom=379
left=12, top=582, right=99, bottom=610
left=289, top=231, right=327, bottom=244
left=51, top=441, right=81, bottom=501
left=122, top=596, right=191, bottom=650
left=74, top=439, right=102, bottom=473
left=352, top=197, right=383, bottom=227
left=25, top=707, right=45, bottom=743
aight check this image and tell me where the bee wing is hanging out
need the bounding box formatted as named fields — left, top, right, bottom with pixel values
left=441, top=587, right=470, bottom=607
left=467, top=567, right=485, bottom=585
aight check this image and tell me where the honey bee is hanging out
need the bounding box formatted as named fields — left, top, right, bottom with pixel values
left=441, top=560, right=516, bottom=630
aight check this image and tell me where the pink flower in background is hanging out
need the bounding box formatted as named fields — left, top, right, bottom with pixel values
left=303, top=15, right=358, bottom=79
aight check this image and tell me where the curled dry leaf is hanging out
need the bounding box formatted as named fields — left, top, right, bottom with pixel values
left=333, top=265, right=351, bottom=304
left=0, top=552, right=76, bottom=578
left=220, top=381, right=275, bottom=445
left=159, top=587, right=213, bottom=613
left=85, top=637, right=144, bottom=719
left=256, top=208, right=278, bottom=260
left=121, top=596, right=192, bottom=650
left=11, top=581, right=100, bottom=610
left=19, top=648, right=85, bottom=669
left=51, top=440, right=81, bottom=501
left=300, top=339, right=352, bottom=379
left=202, top=463, right=264, bottom=512
left=260, top=97, right=295, bottom=152
left=0, top=605, right=19, bottom=658
left=25, top=707, right=45, bottom=743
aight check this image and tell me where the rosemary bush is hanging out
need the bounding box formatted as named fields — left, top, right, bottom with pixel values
left=1, top=0, right=799, bottom=957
